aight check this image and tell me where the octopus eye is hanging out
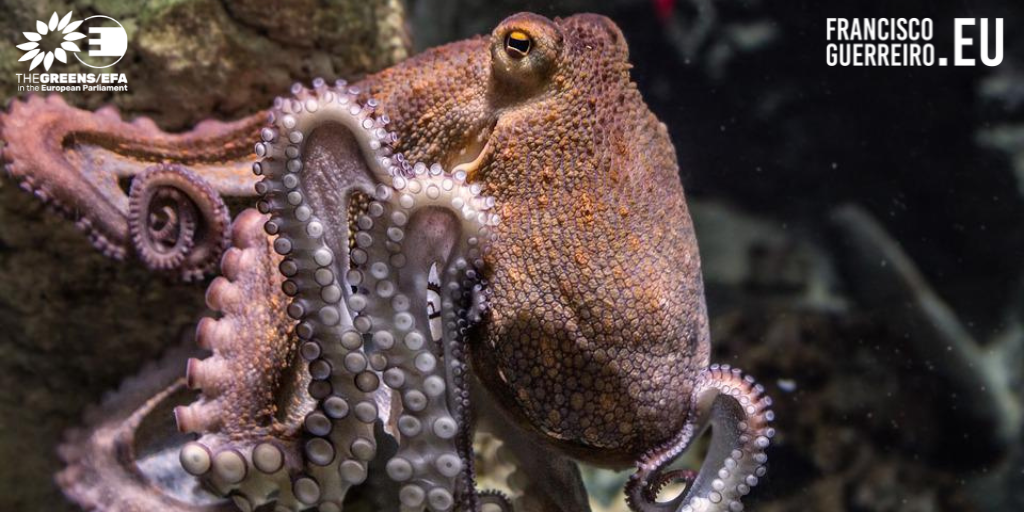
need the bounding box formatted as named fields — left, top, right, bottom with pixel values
left=505, top=31, right=532, bottom=58
left=491, top=14, right=561, bottom=94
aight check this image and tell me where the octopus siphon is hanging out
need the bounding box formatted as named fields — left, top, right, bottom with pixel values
left=0, top=12, right=774, bottom=512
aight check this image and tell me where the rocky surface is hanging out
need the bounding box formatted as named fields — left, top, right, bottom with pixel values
left=0, top=1, right=407, bottom=510
left=1, top=0, right=408, bottom=129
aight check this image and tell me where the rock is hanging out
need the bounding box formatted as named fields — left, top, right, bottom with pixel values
left=0, top=1, right=408, bottom=509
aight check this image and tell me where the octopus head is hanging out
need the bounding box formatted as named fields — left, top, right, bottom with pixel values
left=364, top=12, right=713, bottom=467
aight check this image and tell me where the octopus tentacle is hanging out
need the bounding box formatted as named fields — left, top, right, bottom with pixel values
left=57, top=343, right=233, bottom=512
left=128, top=164, right=232, bottom=281
left=626, top=365, right=774, bottom=512
left=255, top=81, right=500, bottom=511
left=0, top=94, right=262, bottom=266
left=352, top=162, right=498, bottom=512
left=174, top=208, right=315, bottom=511
left=255, top=80, right=396, bottom=510
left=645, top=470, right=697, bottom=503
left=478, top=490, right=514, bottom=512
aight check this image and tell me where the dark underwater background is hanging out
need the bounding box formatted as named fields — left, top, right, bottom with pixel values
left=414, top=1, right=1024, bottom=510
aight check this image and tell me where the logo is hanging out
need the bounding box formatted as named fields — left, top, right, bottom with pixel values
left=17, top=11, right=127, bottom=71
left=12, top=11, right=129, bottom=93
left=825, top=17, right=1004, bottom=67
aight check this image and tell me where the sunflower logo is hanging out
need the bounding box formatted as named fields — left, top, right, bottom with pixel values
left=17, top=12, right=87, bottom=71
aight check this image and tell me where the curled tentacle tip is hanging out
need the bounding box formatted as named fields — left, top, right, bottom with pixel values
left=627, top=366, right=773, bottom=512
left=479, top=489, right=514, bottom=512
left=128, top=164, right=231, bottom=281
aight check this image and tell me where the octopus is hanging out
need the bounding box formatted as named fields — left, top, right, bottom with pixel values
left=0, top=12, right=774, bottom=512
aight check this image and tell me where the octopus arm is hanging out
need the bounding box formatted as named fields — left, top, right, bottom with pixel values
left=173, top=208, right=315, bottom=512
left=57, top=343, right=234, bottom=512
left=0, top=94, right=262, bottom=276
left=251, top=81, right=399, bottom=510
left=626, top=366, right=775, bottom=512
left=251, top=80, right=503, bottom=511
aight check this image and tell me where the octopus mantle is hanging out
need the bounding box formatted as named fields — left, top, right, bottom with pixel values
left=0, top=13, right=774, bottom=512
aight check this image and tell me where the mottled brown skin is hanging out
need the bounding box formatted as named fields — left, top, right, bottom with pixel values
left=1, top=11, right=709, bottom=486
left=0, top=94, right=262, bottom=269
left=360, top=13, right=709, bottom=467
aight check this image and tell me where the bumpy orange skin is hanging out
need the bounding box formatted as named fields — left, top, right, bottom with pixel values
left=361, top=13, right=709, bottom=467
